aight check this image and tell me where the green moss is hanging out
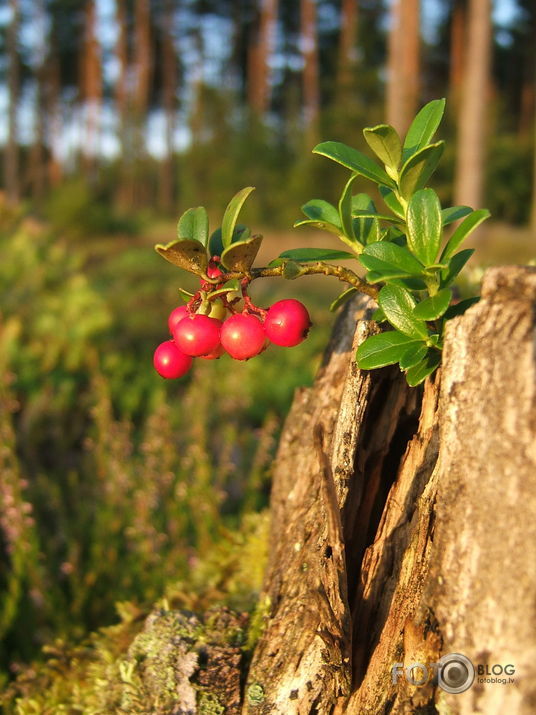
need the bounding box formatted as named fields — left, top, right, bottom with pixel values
left=246, top=682, right=266, bottom=705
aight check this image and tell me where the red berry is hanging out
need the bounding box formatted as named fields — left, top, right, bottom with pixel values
left=221, top=313, right=266, bottom=360
left=168, top=305, right=189, bottom=335
left=207, top=264, right=224, bottom=280
left=173, top=315, right=222, bottom=357
left=153, top=340, right=192, bottom=379
left=200, top=344, right=226, bottom=360
left=264, top=299, right=311, bottom=347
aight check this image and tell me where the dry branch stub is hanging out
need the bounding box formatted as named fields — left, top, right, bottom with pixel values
left=245, top=265, right=536, bottom=715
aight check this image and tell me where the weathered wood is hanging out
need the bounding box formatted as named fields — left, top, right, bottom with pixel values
left=245, top=265, right=536, bottom=714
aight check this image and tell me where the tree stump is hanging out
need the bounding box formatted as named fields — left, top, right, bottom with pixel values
left=244, top=265, right=536, bottom=715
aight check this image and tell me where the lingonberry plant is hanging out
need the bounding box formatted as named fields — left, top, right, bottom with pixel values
left=153, top=99, right=489, bottom=386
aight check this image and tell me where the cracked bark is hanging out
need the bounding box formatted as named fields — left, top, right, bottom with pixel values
left=243, top=265, right=536, bottom=714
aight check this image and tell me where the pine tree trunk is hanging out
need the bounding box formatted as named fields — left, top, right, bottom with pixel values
left=242, top=265, right=536, bottom=714
left=449, top=0, right=466, bottom=113
left=81, top=0, right=102, bottom=178
left=301, top=0, right=320, bottom=145
left=454, top=0, right=492, bottom=209
left=5, top=0, right=20, bottom=204
left=336, top=0, right=358, bottom=102
left=386, top=0, right=420, bottom=134
left=248, top=0, right=278, bottom=117
left=159, top=0, right=177, bottom=212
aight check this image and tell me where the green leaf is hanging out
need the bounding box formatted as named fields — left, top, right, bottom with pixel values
left=338, top=175, right=360, bottom=239
left=363, top=124, right=402, bottom=170
left=330, top=287, right=358, bottom=312
left=399, top=343, right=428, bottom=370
left=177, top=206, right=209, bottom=246
left=402, top=98, right=446, bottom=162
left=301, top=199, right=341, bottom=227
left=313, top=141, right=397, bottom=188
left=221, top=187, right=255, bottom=248
left=361, top=242, right=425, bottom=275
left=443, top=296, right=480, bottom=320
left=357, top=331, right=423, bottom=370
left=441, top=249, right=475, bottom=287
left=270, top=248, right=355, bottom=265
left=399, top=141, right=444, bottom=199
left=441, top=205, right=473, bottom=226
left=155, top=239, right=208, bottom=275
left=378, top=284, right=429, bottom=339
left=440, top=209, right=491, bottom=261
left=207, top=279, right=241, bottom=299
left=371, top=307, right=386, bottom=322
left=282, top=260, right=304, bottom=279
left=220, top=234, right=263, bottom=272
left=366, top=270, right=415, bottom=284
left=352, top=194, right=380, bottom=244
left=406, top=188, right=442, bottom=266
left=352, top=210, right=405, bottom=225
left=379, top=186, right=405, bottom=218
left=405, top=350, right=441, bottom=386
left=412, top=288, right=452, bottom=320
left=208, top=225, right=250, bottom=257
left=293, top=219, right=343, bottom=236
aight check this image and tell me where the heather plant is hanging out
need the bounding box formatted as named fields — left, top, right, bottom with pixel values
left=155, top=99, right=489, bottom=386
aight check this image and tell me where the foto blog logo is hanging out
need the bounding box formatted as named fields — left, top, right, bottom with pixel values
left=391, top=653, right=516, bottom=694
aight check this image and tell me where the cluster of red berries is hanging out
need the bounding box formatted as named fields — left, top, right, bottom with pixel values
left=153, top=282, right=311, bottom=380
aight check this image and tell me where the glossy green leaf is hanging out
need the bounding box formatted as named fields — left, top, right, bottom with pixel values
left=399, top=141, right=444, bottom=199
left=379, top=186, right=406, bottom=218
left=402, top=98, right=446, bottom=162
left=352, top=210, right=404, bottom=225
left=363, top=124, right=402, bottom=170
left=361, top=242, right=425, bottom=275
left=208, top=224, right=250, bottom=257
left=357, top=331, right=423, bottom=369
left=338, top=175, right=360, bottom=239
left=270, top=247, right=355, bottom=265
left=293, top=219, right=343, bottom=236
left=177, top=206, right=209, bottom=247
left=155, top=238, right=208, bottom=275
left=441, top=205, right=473, bottom=226
left=443, top=296, right=480, bottom=320
left=221, top=187, right=255, bottom=248
left=440, top=209, right=491, bottom=261
left=352, top=194, right=380, bottom=244
left=399, top=343, right=428, bottom=370
left=405, top=350, right=441, bottom=386
left=441, top=249, right=475, bottom=287
left=366, top=270, right=415, bottom=284
left=406, top=189, right=442, bottom=266
left=301, top=199, right=342, bottom=227
left=220, top=234, right=263, bottom=272
left=371, top=307, right=386, bottom=322
left=412, top=288, right=452, bottom=320
left=378, top=284, right=429, bottom=339
left=330, top=287, right=358, bottom=312
left=313, top=141, right=397, bottom=188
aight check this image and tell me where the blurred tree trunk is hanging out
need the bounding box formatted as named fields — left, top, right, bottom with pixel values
left=115, top=0, right=131, bottom=209
left=46, top=38, right=63, bottom=188
left=29, top=0, right=47, bottom=202
left=301, top=0, right=320, bottom=146
left=241, top=265, right=536, bottom=714
left=160, top=0, right=177, bottom=212
left=248, top=0, right=279, bottom=117
left=5, top=0, right=20, bottom=204
left=454, top=0, right=492, bottom=209
left=133, top=0, right=152, bottom=206
left=81, top=0, right=102, bottom=179
left=449, top=0, right=466, bottom=113
left=336, top=0, right=358, bottom=102
left=386, top=0, right=420, bottom=134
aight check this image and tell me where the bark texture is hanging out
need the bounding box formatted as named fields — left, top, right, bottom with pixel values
left=244, top=265, right=536, bottom=714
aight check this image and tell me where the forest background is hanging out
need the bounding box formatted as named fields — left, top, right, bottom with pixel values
left=0, top=0, right=535, bottom=697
